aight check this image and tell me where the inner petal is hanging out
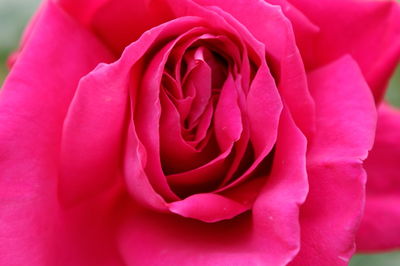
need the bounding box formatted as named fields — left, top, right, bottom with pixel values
left=213, top=73, right=243, bottom=151
left=159, top=88, right=219, bottom=174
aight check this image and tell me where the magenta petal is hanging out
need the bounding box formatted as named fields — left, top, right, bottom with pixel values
left=124, top=122, right=168, bottom=212
left=356, top=104, right=400, bottom=251
left=0, top=1, right=115, bottom=265
left=289, top=56, right=376, bottom=265
left=190, top=102, right=214, bottom=145
left=214, top=74, right=243, bottom=151
left=59, top=62, right=129, bottom=206
left=266, top=0, right=320, bottom=61
left=251, top=107, right=308, bottom=265
left=167, top=147, right=232, bottom=196
left=160, top=90, right=215, bottom=173
left=118, top=208, right=266, bottom=266
left=220, top=64, right=282, bottom=188
left=289, top=0, right=400, bottom=101
left=135, top=41, right=182, bottom=201
left=246, top=64, right=282, bottom=157
left=90, top=0, right=174, bottom=53
left=306, top=56, right=377, bottom=160
left=185, top=52, right=212, bottom=125
left=168, top=193, right=248, bottom=223
left=291, top=161, right=368, bottom=266
left=58, top=0, right=109, bottom=25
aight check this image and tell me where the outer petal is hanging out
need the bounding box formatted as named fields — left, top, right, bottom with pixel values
left=288, top=0, right=400, bottom=101
left=58, top=0, right=174, bottom=53
left=289, top=56, right=376, bottom=265
left=356, top=104, right=400, bottom=251
left=58, top=0, right=109, bottom=25
left=59, top=60, right=128, bottom=206
left=0, top=2, right=119, bottom=265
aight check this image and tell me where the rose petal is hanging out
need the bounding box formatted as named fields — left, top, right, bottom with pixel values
left=252, top=107, right=308, bottom=265
left=90, top=0, right=174, bottom=53
left=306, top=56, right=377, bottom=161
left=220, top=63, right=282, bottom=188
left=289, top=56, right=376, bottom=265
left=124, top=122, right=169, bottom=212
left=59, top=61, right=129, bottom=206
left=0, top=1, right=117, bottom=265
left=168, top=193, right=249, bottom=222
left=246, top=64, right=282, bottom=157
left=288, top=0, right=400, bottom=101
left=266, top=0, right=320, bottom=62
left=184, top=47, right=212, bottom=125
left=166, top=143, right=233, bottom=197
left=214, top=74, right=243, bottom=151
left=160, top=90, right=217, bottom=174
left=356, top=104, right=400, bottom=251
left=118, top=207, right=267, bottom=265
left=58, top=0, right=109, bottom=25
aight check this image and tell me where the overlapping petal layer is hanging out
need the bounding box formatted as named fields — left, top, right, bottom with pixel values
left=0, top=2, right=120, bottom=265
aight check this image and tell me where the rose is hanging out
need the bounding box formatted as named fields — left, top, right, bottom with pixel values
left=0, top=0, right=398, bottom=265
left=1, top=0, right=398, bottom=265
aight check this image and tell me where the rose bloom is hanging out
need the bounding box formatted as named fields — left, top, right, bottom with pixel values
left=0, top=0, right=399, bottom=265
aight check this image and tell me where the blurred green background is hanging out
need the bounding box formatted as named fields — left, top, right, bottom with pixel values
left=0, top=0, right=399, bottom=265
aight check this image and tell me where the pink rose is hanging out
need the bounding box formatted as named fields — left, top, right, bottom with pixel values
left=0, top=0, right=399, bottom=265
